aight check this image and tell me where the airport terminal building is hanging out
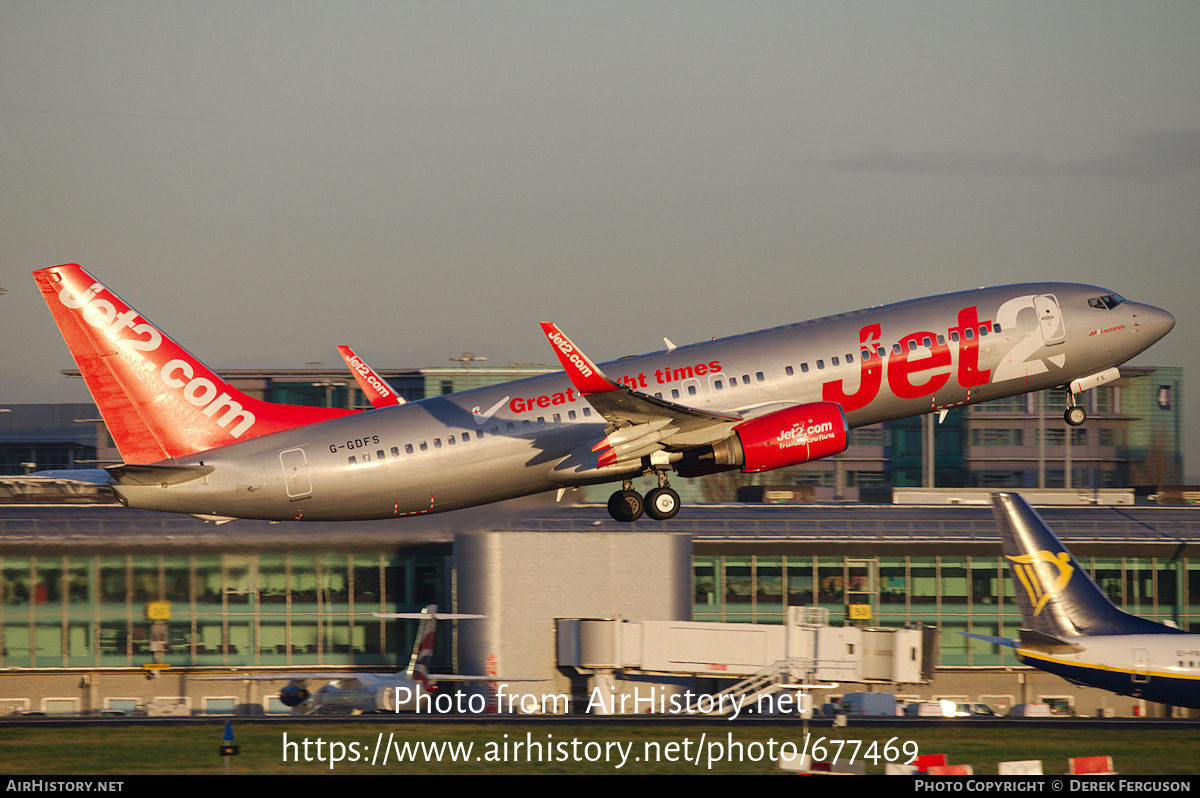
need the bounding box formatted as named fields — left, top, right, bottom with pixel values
left=0, top=363, right=1194, bottom=718
left=1, top=497, right=1198, bottom=718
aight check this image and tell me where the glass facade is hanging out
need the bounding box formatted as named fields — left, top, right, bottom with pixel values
left=692, top=552, right=1199, bottom=665
left=0, top=551, right=448, bottom=669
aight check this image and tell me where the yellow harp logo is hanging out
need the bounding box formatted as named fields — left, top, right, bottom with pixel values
left=1006, top=550, right=1073, bottom=616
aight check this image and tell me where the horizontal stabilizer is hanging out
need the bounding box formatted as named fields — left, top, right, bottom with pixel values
left=31, top=469, right=114, bottom=485
left=960, top=632, right=1018, bottom=648
left=107, top=464, right=214, bottom=486
left=1017, top=628, right=1086, bottom=654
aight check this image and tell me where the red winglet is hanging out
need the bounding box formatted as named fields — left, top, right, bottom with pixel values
left=337, top=345, right=404, bottom=408
left=539, top=322, right=620, bottom=395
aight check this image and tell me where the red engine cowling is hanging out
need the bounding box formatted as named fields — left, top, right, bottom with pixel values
left=712, top=401, right=848, bottom=473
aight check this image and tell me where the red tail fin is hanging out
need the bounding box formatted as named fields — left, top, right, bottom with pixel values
left=34, top=264, right=355, bottom=463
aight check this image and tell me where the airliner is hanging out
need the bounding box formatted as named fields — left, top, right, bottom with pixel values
left=194, top=605, right=532, bottom=713
left=967, top=494, right=1200, bottom=711
left=33, top=264, right=1174, bottom=523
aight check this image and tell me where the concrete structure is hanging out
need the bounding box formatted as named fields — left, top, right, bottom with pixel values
left=1, top=499, right=1198, bottom=718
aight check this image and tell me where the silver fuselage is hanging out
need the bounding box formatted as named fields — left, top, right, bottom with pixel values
left=112, top=283, right=1174, bottom=521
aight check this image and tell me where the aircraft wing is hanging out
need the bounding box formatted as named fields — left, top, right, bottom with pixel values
left=190, top=673, right=368, bottom=681
left=540, top=323, right=743, bottom=467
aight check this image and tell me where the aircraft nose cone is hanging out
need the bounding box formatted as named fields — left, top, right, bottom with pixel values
left=1141, top=305, right=1175, bottom=340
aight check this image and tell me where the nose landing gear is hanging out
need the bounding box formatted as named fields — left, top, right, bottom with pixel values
left=1064, top=388, right=1087, bottom=427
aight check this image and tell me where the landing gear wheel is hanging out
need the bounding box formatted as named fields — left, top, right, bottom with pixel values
left=607, top=489, right=645, bottom=522
left=1064, top=406, right=1087, bottom=427
left=644, top=487, right=681, bottom=520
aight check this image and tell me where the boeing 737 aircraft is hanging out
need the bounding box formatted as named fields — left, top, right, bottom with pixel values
left=194, top=605, right=524, bottom=713
left=966, top=494, right=1200, bottom=710
left=33, top=264, right=1173, bottom=523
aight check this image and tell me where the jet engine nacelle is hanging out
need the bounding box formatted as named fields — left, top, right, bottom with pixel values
left=711, top=401, right=848, bottom=473
left=279, top=683, right=310, bottom=707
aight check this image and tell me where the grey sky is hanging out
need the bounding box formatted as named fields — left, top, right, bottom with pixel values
left=3, top=2, right=1198, bottom=476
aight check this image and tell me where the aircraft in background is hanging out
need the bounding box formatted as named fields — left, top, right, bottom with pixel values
left=965, top=493, right=1200, bottom=710
left=33, top=264, right=1173, bottom=523
left=337, top=345, right=406, bottom=408
left=193, top=605, right=520, bottom=713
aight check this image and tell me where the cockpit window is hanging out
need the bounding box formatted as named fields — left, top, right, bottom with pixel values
left=1088, top=293, right=1126, bottom=310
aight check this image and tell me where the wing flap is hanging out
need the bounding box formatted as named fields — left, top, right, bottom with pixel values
left=539, top=323, right=742, bottom=468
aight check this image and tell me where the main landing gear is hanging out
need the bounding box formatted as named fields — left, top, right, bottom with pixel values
left=607, top=474, right=681, bottom=522
left=1063, top=387, right=1087, bottom=427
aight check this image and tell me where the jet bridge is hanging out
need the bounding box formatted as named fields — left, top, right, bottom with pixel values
left=557, top=608, right=932, bottom=714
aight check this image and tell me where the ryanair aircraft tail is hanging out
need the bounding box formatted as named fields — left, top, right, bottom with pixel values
left=993, top=492, right=1183, bottom=641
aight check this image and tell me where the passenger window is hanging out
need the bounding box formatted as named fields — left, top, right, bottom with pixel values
left=405, top=444, right=414, bottom=454
left=784, top=366, right=793, bottom=376
left=979, top=326, right=988, bottom=336
left=462, top=432, right=470, bottom=441
left=671, top=389, right=680, bottom=399
left=846, top=353, right=854, bottom=363
left=506, top=422, right=516, bottom=432
left=801, top=363, right=809, bottom=373
left=993, top=323, right=1001, bottom=333
left=756, top=372, right=764, bottom=382
left=348, top=456, right=357, bottom=466
left=568, top=410, right=576, bottom=420
left=553, top=413, right=561, bottom=422
left=893, top=343, right=902, bottom=354
left=448, top=436, right=456, bottom=445
left=965, top=329, right=974, bottom=340
left=583, top=408, right=592, bottom=417
left=908, top=340, right=917, bottom=351
left=817, top=360, right=825, bottom=370
left=419, top=441, right=428, bottom=451
left=391, top=447, right=400, bottom=457
left=861, top=349, right=871, bottom=361
left=687, top=385, right=696, bottom=396
left=490, top=425, right=499, bottom=434
left=950, top=331, right=960, bottom=343
left=832, top=356, right=840, bottom=367
left=522, top=420, right=531, bottom=430
left=714, top=380, right=724, bottom=390
left=376, top=450, right=385, bottom=460
left=434, top=438, right=442, bottom=448
left=922, top=336, right=932, bottom=347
